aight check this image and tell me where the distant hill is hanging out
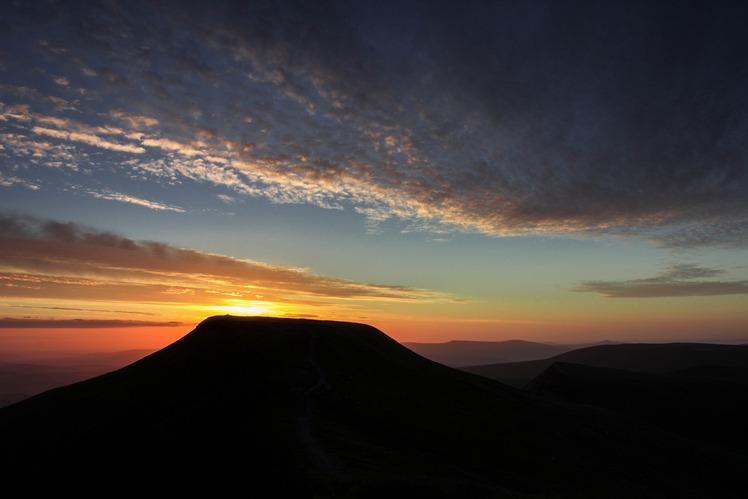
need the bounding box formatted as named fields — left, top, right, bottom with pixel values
left=401, top=339, right=578, bottom=367
left=1, top=316, right=745, bottom=497
left=2, top=339, right=567, bottom=408
left=460, top=342, right=748, bottom=388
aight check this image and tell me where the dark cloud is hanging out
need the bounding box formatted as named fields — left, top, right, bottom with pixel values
left=2, top=0, right=748, bottom=246
left=0, top=318, right=183, bottom=328
left=9, top=304, right=158, bottom=316
left=574, top=264, right=748, bottom=298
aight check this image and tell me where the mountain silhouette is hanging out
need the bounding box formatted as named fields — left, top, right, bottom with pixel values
left=1, top=316, right=745, bottom=497
left=460, top=342, right=748, bottom=388
left=402, top=339, right=577, bottom=367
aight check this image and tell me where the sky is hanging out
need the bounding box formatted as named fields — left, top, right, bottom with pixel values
left=1, top=0, right=748, bottom=358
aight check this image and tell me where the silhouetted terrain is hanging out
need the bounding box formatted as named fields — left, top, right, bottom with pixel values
left=1, top=317, right=746, bottom=497
left=401, top=339, right=581, bottom=367
left=0, top=349, right=156, bottom=408
left=525, top=361, right=748, bottom=456
left=460, top=342, right=748, bottom=387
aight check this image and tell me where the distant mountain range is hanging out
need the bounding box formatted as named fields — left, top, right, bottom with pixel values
left=402, top=339, right=618, bottom=367
left=1, top=316, right=746, bottom=497
left=459, top=342, right=748, bottom=387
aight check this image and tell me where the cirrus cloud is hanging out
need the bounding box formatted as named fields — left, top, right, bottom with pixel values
left=0, top=212, right=456, bottom=318
left=573, top=264, right=748, bottom=298
left=1, top=0, right=747, bottom=248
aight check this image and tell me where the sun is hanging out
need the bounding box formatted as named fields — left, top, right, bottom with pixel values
left=197, top=299, right=305, bottom=320
left=214, top=303, right=274, bottom=316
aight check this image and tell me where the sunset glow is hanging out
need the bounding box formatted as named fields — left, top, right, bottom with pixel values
left=1, top=1, right=747, bottom=359
left=213, top=303, right=278, bottom=317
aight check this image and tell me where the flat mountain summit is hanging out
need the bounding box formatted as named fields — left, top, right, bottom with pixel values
left=1, top=316, right=745, bottom=497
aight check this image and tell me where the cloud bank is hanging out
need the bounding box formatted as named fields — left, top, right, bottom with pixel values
left=0, top=213, right=454, bottom=318
left=1, top=0, right=747, bottom=247
left=0, top=318, right=182, bottom=328
left=574, top=264, right=748, bottom=298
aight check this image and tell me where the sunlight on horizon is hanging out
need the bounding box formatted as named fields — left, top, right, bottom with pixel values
left=213, top=303, right=276, bottom=317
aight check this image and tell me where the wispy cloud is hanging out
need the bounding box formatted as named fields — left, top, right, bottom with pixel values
left=32, top=126, right=146, bottom=154
left=110, top=110, right=159, bottom=128
left=0, top=318, right=182, bottom=328
left=2, top=304, right=158, bottom=316
left=0, top=174, right=40, bottom=190
left=573, top=264, right=748, bottom=298
left=0, top=213, right=455, bottom=318
left=89, top=190, right=185, bottom=212
left=2, top=1, right=748, bottom=248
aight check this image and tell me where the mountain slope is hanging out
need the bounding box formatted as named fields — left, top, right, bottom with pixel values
left=1, top=316, right=745, bottom=497
left=0, top=349, right=156, bottom=408
left=526, top=361, right=748, bottom=456
left=461, top=342, right=748, bottom=387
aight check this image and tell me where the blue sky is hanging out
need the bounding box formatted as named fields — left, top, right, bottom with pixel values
left=1, top=0, right=747, bottom=351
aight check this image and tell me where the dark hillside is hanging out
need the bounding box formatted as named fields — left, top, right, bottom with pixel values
left=401, top=339, right=575, bottom=366
left=526, top=361, right=748, bottom=456
left=0, top=349, right=156, bottom=408
left=1, top=316, right=745, bottom=498
left=461, top=342, right=748, bottom=387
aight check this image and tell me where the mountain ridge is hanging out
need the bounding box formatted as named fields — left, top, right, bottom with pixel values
left=460, top=341, right=748, bottom=387
left=401, top=338, right=582, bottom=367
left=1, top=316, right=745, bottom=497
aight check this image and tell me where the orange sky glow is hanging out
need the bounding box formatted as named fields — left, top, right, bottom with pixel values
left=2, top=1, right=748, bottom=360
left=2, top=216, right=748, bottom=359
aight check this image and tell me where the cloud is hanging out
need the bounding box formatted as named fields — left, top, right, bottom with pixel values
left=32, top=126, right=146, bottom=154
left=573, top=264, right=748, bottom=298
left=0, top=213, right=454, bottom=313
left=3, top=304, right=158, bottom=316
left=0, top=174, right=40, bottom=190
left=0, top=318, right=182, bottom=328
left=110, top=110, right=159, bottom=128
left=89, top=190, right=186, bottom=212
left=53, top=76, right=70, bottom=86
left=141, top=137, right=202, bottom=157
left=2, top=1, right=748, bottom=247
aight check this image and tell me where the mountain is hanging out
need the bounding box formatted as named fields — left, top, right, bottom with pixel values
left=460, top=342, right=748, bottom=388
left=1, top=316, right=746, bottom=497
left=525, top=361, right=748, bottom=456
left=401, top=339, right=578, bottom=367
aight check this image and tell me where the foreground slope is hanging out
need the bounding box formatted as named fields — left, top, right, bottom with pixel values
left=526, top=361, right=748, bottom=456
left=0, top=349, right=156, bottom=408
left=1, top=316, right=745, bottom=497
